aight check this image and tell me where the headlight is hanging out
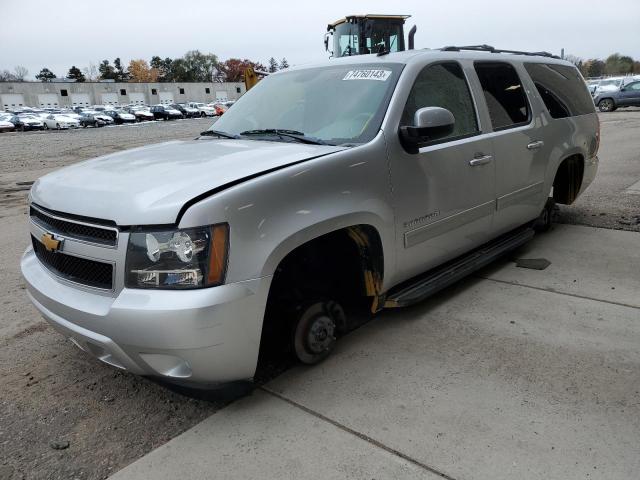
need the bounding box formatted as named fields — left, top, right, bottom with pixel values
left=125, top=224, right=229, bottom=289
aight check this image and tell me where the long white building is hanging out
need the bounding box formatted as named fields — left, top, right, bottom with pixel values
left=0, top=81, right=246, bottom=110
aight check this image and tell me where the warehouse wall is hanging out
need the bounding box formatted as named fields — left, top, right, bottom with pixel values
left=0, top=81, right=246, bottom=110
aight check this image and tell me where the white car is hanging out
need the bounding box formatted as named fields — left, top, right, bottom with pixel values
left=0, top=119, right=15, bottom=132
left=43, top=114, right=80, bottom=130
left=59, top=110, right=82, bottom=120
left=187, top=102, right=216, bottom=117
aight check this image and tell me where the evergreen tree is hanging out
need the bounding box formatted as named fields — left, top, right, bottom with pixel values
left=113, top=57, right=129, bottom=81
left=99, top=60, right=116, bottom=80
left=36, top=68, right=56, bottom=82
left=279, top=58, right=289, bottom=69
left=67, top=66, right=85, bottom=82
left=268, top=57, right=279, bottom=73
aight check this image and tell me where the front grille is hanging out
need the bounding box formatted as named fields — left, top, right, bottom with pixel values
left=32, top=236, right=113, bottom=289
left=30, top=205, right=117, bottom=247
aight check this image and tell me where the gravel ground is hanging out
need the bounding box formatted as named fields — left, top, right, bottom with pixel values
left=0, top=119, right=231, bottom=480
left=0, top=110, right=639, bottom=480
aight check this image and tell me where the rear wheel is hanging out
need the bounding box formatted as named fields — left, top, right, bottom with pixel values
left=43, top=123, right=49, bottom=130
left=56, top=123, right=60, bottom=130
left=598, top=98, right=615, bottom=112
left=200, top=111, right=206, bottom=117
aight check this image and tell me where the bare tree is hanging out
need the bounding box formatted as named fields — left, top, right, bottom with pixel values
left=0, top=70, right=18, bottom=82
left=83, top=62, right=99, bottom=81
left=13, top=65, right=29, bottom=81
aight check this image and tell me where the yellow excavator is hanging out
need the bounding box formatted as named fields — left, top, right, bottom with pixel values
left=325, top=14, right=417, bottom=57
left=244, top=14, right=416, bottom=91
left=243, top=67, right=267, bottom=91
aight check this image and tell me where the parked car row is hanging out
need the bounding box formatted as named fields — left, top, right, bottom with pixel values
left=586, top=76, right=640, bottom=112
left=0, top=100, right=235, bottom=133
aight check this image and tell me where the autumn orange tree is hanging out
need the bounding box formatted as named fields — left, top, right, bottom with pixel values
left=127, top=59, right=159, bottom=82
left=217, top=58, right=267, bottom=82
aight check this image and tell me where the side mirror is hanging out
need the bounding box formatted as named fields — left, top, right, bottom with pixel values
left=399, top=107, right=455, bottom=153
left=324, top=32, right=334, bottom=57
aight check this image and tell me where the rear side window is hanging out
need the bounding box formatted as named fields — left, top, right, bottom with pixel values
left=524, top=63, right=595, bottom=118
left=474, top=62, right=529, bottom=130
left=401, top=62, right=478, bottom=142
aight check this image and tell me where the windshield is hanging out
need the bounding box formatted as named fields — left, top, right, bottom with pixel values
left=208, top=63, right=403, bottom=146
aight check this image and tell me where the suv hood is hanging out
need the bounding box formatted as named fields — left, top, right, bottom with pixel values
left=31, top=139, right=346, bottom=225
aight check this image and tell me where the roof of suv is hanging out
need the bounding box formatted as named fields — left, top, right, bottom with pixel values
left=291, top=48, right=574, bottom=71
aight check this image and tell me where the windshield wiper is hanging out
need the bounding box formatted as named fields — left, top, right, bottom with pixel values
left=239, top=129, right=330, bottom=145
left=199, top=129, right=240, bottom=139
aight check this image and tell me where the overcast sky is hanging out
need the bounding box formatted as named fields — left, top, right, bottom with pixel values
left=2, top=0, right=639, bottom=79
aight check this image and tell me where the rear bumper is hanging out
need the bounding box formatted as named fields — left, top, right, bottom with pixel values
left=21, top=247, right=272, bottom=385
left=579, top=155, right=599, bottom=197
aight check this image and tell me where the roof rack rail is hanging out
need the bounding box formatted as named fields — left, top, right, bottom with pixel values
left=439, top=44, right=560, bottom=59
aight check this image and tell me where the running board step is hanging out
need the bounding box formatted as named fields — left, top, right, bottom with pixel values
left=385, top=227, right=535, bottom=308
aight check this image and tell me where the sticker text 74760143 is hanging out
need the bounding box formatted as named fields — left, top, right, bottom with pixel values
left=343, top=70, right=392, bottom=81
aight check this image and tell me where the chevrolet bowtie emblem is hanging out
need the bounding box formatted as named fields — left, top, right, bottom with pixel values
left=41, top=233, right=63, bottom=253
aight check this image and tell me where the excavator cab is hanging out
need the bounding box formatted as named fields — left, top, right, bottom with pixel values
left=325, top=14, right=415, bottom=57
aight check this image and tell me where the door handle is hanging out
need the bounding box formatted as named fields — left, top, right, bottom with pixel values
left=469, top=154, right=493, bottom=166
left=527, top=140, right=544, bottom=150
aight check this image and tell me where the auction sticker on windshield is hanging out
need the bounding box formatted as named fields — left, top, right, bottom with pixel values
left=343, top=70, right=392, bottom=81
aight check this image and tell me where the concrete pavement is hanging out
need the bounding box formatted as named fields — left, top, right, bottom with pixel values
left=111, top=224, right=640, bottom=480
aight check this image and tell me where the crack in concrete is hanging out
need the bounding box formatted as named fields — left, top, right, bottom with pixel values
left=260, top=386, right=459, bottom=480
left=477, top=276, right=639, bottom=310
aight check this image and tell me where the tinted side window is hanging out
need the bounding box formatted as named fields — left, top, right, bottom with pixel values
left=524, top=63, right=595, bottom=118
left=401, top=62, right=478, bottom=141
left=475, top=62, right=529, bottom=130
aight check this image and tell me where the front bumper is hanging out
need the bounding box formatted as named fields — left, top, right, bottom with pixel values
left=21, top=247, right=272, bottom=385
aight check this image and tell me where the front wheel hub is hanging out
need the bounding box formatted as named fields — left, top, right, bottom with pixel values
left=293, top=302, right=343, bottom=365
left=306, top=315, right=335, bottom=354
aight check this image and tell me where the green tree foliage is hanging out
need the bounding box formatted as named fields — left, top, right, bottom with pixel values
left=582, top=59, right=605, bottom=78
left=36, top=68, right=56, bottom=82
left=180, top=50, right=219, bottom=82
left=605, top=53, right=634, bottom=75
left=67, top=66, right=85, bottom=82
left=113, top=57, right=129, bottom=81
left=99, top=60, right=116, bottom=80
left=150, top=56, right=174, bottom=82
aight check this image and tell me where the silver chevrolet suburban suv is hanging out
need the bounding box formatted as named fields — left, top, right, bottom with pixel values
left=21, top=48, right=599, bottom=387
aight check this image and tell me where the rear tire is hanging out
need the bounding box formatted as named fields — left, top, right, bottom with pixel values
left=200, top=111, right=206, bottom=118
left=43, top=123, right=48, bottom=130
